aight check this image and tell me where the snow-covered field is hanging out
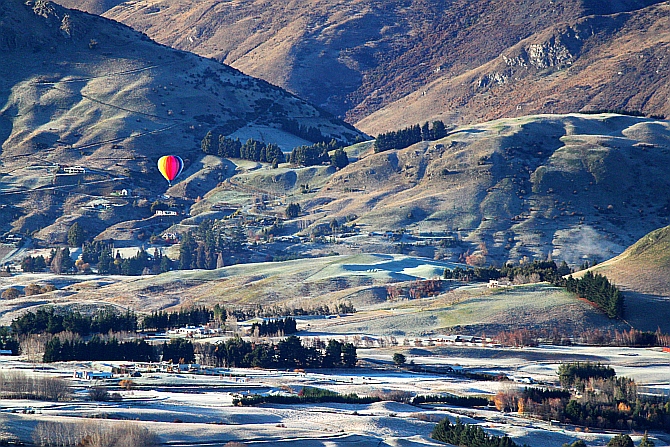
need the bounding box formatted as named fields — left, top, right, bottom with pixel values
left=1, top=342, right=669, bottom=446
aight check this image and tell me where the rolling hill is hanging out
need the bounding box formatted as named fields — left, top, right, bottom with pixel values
left=574, top=225, right=670, bottom=331
left=0, top=0, right=364, bottom=240
left=271, top=113, right=670, bottom=266
left=586, top=225, right=670, bottom=296
left=0, top=254, right=632, bottom=334
left=60, top=0, right=669, bottom=128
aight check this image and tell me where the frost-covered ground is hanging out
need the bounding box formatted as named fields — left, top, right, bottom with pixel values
left=1, top=342, right=669, bottom=446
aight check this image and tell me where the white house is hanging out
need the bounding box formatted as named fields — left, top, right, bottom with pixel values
left=155, top=210, right=178, bottom=216
left=73, top=371, right=113, bottom=380
left=63, top=166, right=87, bottom=174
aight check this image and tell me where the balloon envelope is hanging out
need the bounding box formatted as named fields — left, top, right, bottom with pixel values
left=157, top=155, right=183, bottom=183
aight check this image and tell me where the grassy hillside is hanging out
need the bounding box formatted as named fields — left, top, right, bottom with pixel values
left=0, top=255, right=633, bottom=334
left=287, top=113, right=670, bottom=266
left=583, top=225, right=670, bottom=295
left=0, top=0, right=364, bottom=240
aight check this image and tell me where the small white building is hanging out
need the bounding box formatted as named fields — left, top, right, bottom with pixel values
left=63, top=166, right=87, bottom=174
left=73, top=371, right=113, bottom=380
left=155, top=210, right=178, bottom=216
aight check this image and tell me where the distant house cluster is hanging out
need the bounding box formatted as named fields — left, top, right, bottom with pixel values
left=167, top=325, right=223, bottom=337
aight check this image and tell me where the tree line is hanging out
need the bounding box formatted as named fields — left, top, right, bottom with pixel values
left=178, top=219, right=246, bottom=270
left=412, top=393, right=490, bottom=407
left=82, top=241, right=171, bottom=275
left=280, top=118, right=330, bottom=144
left=0, top=371, right=70, bottom=401
left=558, top=362, right=616, bottom=388
left=250, top=317, right=297, bottom=337
left=495, top=362, right=670, bottom=432
left=202, top=132, right=286, bottom=165
left=565, top=271, right=624, bottom=318
left=196, top=335, right=357, bottom=369
left=289, top=140, right=349, bottom=168
left=11, top=307, right=137, bottom=337
left=444, top=260, right=571, bottom=284
left=226, top=301, right=356, bottom=321
left=431, top=417, right=523, bottom=447
left=234, top=386, right=378, bottom=406
left=41, top=336, right=194, bottom=364
left=374, top=120, right=448, bottom=153
left=492, top=327, right=670, bottom=348
left=43, top=337, right=155, bottom=362
left=141, top=306, right=216, bottom=331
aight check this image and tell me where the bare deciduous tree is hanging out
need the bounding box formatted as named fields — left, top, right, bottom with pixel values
left=33, top=421, right=158, bottom=447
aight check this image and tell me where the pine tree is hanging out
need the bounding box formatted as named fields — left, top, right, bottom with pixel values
left=201, top=130, right=214, bottom=154
left=67, top=222, right=85, bottom=247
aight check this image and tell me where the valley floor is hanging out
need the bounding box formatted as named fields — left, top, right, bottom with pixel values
left=2, top=342, right=669, bottom=447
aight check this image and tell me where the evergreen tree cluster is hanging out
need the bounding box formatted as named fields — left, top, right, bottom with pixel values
left=161, top=338, right=195, bottom=364
left=142, top=307, right=216, bottom=331
left=49, top=247, right=74, bottom=274
left=432, top=417, right=522, bottom=447
left=84, top=241, right=170, bottom=275
left=374, top=120, right=447, bottom=153
left=43, top=337, right=155, bottom=362
left=197, top=335, right=357, bottom=369
left=565, top=272, right=625, bottom=318
left=443, top=260, right=571, bottom=283
left=178, top=219, right=246, bottom=270
left=518, top=362, right=670, bottom=432
left=285, top=203, right=301, bottom=219
left=562, top=386, right=670, bottom=431
left=558, top=362, right=616, bottom=388
left=280, top=118, right=329, bottom=144
left=67, top=222, right=85, bottom=247
left=21, top=255, right=47, bottom=272
left=412, top=394, right=490, bottom=407
left=202, top=131, right=285, bottom=164
left=234, top=386, right=378, bottom=406
left=250, top=317, right=297, bottom=337
left=227, top=302, right=355, bottom=321
left=289, top=140, right=347, bottom=167
left=522, top=387, right=571, bottom=402
left=11, top=307, right=137, bottom=337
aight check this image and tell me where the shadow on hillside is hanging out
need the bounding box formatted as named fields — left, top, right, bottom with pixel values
left=622, top=291, right=670, bottom=333
left=0, top=90, right=13, bottom=152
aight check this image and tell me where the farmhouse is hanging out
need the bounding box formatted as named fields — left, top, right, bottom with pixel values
left=155, top=210, right=178, bottom=216
left=73, top=371, right=113, bottom=380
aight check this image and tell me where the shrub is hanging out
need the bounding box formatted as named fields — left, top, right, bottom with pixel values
left=1, top=288, right=21, bottom=300
left=88, top=387, right=111, bottom=402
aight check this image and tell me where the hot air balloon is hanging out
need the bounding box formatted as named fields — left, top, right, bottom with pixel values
left=157, top=155, right=183, bottom=186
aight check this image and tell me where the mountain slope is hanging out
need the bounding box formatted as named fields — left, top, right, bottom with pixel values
left=91, top=0, right=665, bottom=123
left=358, top=2, right=670, bottom=134
left=586, top=225, right=670, bottom=296
left=573, top=226, right=670, bottom=331
left=0, top=0, right=363, bottom=239
left=285, top=113, right=670, bottom=266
